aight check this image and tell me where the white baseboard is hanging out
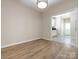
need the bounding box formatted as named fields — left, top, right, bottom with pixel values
left=1, top=38, right=40, bottom=48
left=1, top=38, right=77, bottom=48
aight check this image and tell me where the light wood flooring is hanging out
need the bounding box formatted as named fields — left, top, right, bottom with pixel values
left=1, top=39, right=77, bottom=59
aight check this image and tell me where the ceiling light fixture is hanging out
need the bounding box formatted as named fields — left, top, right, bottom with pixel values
left=37, top=0, right=48, bottom=9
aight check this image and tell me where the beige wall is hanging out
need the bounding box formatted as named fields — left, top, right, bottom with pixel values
left=1, top=0, right=78, bottom=47
left=1, top=0, right=42, bottom=47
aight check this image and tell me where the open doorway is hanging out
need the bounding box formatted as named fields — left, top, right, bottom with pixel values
left=51, top=10, right=78, bottom=46
left=51, top=12, right=71, bottom=38
left=61, top=15, right=71, bottom=45
left=64, top=19, right=71, bottom=36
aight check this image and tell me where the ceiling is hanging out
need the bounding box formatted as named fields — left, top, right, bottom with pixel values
left=16, top=0, right=77, bottom=12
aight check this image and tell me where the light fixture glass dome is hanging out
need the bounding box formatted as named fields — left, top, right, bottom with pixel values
left=37, top=1, right=47, bottom=9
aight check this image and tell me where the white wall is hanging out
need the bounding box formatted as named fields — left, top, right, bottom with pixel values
left=71, top=10, right=78, bottom=47
left=1, top=0, right=42, bottom=47
left=42, top=0, right=78, bottom=46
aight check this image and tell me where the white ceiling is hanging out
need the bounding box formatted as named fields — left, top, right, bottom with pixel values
left=16, top=0, right=77, bottom=12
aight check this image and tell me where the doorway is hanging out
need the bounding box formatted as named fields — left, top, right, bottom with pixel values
left=51, top=12, right=72, bottom=45
left=51, top=10, right=78, bottom=46
left=61, top=16, right=71, bottom=45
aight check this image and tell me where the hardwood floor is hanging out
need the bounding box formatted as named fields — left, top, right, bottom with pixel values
left=1, top=39, right=77, bottom=59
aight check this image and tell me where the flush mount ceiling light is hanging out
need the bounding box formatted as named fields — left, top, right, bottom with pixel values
left=37, top=0, right=48, bottom=9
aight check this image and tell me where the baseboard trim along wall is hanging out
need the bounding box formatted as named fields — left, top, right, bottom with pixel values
left=1, top=38, right=40, bottom=48
left=1, top=38, right=77, bottom=48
